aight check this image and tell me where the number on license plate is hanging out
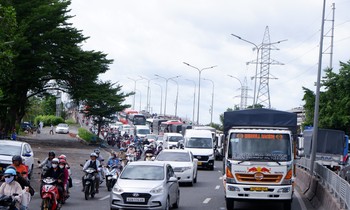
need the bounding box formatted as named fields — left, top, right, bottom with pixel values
left=126, top=197, right=145, bottom=202
left=250, top=187, right=268, bottom=191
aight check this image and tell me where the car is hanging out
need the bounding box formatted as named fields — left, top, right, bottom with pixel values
left=55, top=123, right=69, bottom=134
left=110, top=161, right=180, bottom=210
left=0, top=140, right=34, bottom=179
left=145, top=134, right=157, bottom=143
left=134, top=125, right=151, bottom=139
left=163, top=133, right=184, bottom=149
left=155, top=149, right=198, bottom=186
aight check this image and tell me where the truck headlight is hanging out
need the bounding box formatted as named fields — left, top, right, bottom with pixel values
left=277, top=187, right=291, bottom=193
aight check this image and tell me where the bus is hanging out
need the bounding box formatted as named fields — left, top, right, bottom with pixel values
left=127, top=114, right=146, bottom=126
left=118, top=109, right=138, bottom=124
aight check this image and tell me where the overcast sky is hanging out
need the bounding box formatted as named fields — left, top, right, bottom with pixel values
left=68, top=0, right=350, bottom=124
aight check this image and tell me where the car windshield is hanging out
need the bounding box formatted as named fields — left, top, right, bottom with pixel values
left=228, top=133, right=291, bottom=161
left=120, top=165, right=164, bottom=180
left=168, top=136, right=183, bottom=142
left=0, top=145, right=21, bottom=156
left=138, top=129, right=150, bottom=135
left=185, top=137, right=212, bottom=149
left=57, top=124, right=68, bottom=127
left=156, top=152, right=190, bottom=162
left=146, top=135, right=157, bottom=139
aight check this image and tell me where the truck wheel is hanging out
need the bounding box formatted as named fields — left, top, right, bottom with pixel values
left=226, top=198, right=234, bottom=210
left=283, top=201, right=291, bottom=210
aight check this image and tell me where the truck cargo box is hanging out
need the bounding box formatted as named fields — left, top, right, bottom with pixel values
left=224, top=108, right=297, bottom=135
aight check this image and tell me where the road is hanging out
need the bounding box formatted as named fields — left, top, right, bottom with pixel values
left=19, top=127, right=314, bottom=210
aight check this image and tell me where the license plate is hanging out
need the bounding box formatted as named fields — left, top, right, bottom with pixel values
left=0, top=167, right=2, bottom=171
left=197, top=162, right=202, bottom=166
left=250, top=187, right=268, bottom=191
left=127, top=197, right=145, bottom=202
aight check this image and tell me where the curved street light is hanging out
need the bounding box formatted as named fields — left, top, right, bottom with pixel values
left=170, top=78, right=179, bottom=117
left=140, top=76, right=158, bottom=113
left=185, top=79, right=196, bottom=124
left=183, top=62, right=217, bottom=125
left=153, top=83, right=163, bottom=115
left=227, top=75, right=243, bottom=109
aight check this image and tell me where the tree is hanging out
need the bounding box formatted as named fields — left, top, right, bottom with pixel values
left=83, top=81, right=132, bottom=138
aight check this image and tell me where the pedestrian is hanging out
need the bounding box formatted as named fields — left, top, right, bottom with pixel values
left=39, top=121, right=43, bottom=131
left=49, top=124, right=54, bottom=135
left=11, top=128, right=17, bottom=140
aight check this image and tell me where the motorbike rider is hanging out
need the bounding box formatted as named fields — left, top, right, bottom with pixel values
left=58, top=154, right=72, bottom=190
left=93, top=149, right=104, bottom=183
left=58, top=159, right=69, bottom=201
left=5, top=166, right=34, bottom=197
left=107, top=152, right=120, bottom=167
left=0, top=168, right=24, bottom=210
left=38, top=151, right=55, bottom=169
left=155, top=144, right=163, bottom=156
left=11, top=155, right=28, bottom=180
left=43, top=158, right=64, bottom=204
left=118, top=148, right=127, bottom=166
left=82, top=153, right=101, bottom=193
left=126, top=144, right=136, bottom=155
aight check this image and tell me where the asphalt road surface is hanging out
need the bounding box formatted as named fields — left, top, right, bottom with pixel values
left=18, top=126, right=315, bottom=210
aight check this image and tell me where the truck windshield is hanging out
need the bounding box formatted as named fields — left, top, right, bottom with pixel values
left=186, top=137, right=212, bottom=149
left=228, top=133, right=291, bottom=161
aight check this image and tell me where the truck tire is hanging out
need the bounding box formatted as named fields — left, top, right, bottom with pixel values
left=226, top=197, right=234, bottom=210
left=283, top=201, right=292, bottom=210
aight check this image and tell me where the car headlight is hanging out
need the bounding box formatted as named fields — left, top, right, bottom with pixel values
left=112, top=184, right=123, bottom=193
left=208, top=154, right=214, bottom=159
left=180, top=167, right=192, bottom=172
left=150, top=185, right=164, bottom=194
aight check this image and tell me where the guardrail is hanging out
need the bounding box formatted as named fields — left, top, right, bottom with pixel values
left=296, top=157, right=350, bottom=210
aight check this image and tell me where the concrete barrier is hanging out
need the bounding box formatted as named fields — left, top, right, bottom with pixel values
left=295, top=167, right=345, bottom=210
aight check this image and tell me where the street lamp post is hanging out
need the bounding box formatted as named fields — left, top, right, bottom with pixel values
left=183, top=62, right=217, bottom=125
left=170, top=78, right=179, bottom=117
left=135, top=89, right=142, bottom=111
left=154, top=83, right=163, bottom=115
left=140, top=76, right=158, bottom=113
left=128, top=77, right=143, bottom=110
left=231, top=34, right=286, bottom=108
left=227, top=75, right=243, bottom=109
left=154, top=74, right=181, bottom=116
left=203, top=78, right=214, bottom=125
left=186, top=79, right=196, bottom=124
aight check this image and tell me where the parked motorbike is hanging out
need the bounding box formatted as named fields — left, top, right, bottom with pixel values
left=104, top=164, right=121, bottom=191
left=41, top=177, right=60, bottom=210
left=0, top=194, right=17, bottom=210
left=82, top=167, right=97, bottom=200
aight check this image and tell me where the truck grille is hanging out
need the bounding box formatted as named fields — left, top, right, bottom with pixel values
left=235, top=173, right=283, bottom=183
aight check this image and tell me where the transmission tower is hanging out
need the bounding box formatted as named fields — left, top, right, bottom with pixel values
left=322, top=3, right=335, bottom=69
left=255, top=26, right=284, bottom=108
left=240, top=77, right=250, bottom=109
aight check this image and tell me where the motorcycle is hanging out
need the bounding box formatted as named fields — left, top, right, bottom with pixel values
left=41, top=177, right=60, bottom=210
left=104, top=164, right=121, bottom=191
left=82, top=167, right=97, bottom=200
left=126, top=153, right=136, bottom=164
left=0, top=194, right=17, bottom=210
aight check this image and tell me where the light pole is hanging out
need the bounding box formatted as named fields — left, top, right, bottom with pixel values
left=231, top=34, right=286, bottom=108
left=203, top=78, right=214, bottom=125
left=154, top=74, right=181, bottom=116
left=183, top=62, right=217, bottom=125
left=135, top=89, right=142, bottom=111
left=170, top=78, right=179, bottom=117
left=227, top=75, right=243, bottom=109
left=154, top=83, right=163, bottom=115
left=128, top=77, right=143, bottom=110
left=186, top=79, right=196, bottom=124
left=140, top=76, right=158, bottom=113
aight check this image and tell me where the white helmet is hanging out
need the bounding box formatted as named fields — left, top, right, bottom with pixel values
left=90, top=152, right=98, bottom=157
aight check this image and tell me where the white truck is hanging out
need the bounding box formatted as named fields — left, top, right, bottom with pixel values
left=184, top=129, right=215, bottom=170
left=223, top=109, right=297, bottom=210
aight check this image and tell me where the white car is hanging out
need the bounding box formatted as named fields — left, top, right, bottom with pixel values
left=55, top=123, right=69, bottom=134
left=163, top=133, right=184, bottom=149
left=0, top=140, right=35, bottom=179
left=155, top=149, right=198, bottom=186
left=110, top=161, right=180, bottom=210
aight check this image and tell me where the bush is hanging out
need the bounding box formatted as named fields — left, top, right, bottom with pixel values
left=78, top=127, right=96, bottom=142
left=65, top=118, right=76, bottom=126
left=34, top=115, right=64, bottom=126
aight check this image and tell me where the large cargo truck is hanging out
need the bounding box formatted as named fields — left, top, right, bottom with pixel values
left=223, top=109, right=297, bottom=210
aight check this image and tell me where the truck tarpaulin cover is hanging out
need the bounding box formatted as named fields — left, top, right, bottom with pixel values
left=223, top=109, right=297, bottom=135
left=303, top=129, right=345, bottom=155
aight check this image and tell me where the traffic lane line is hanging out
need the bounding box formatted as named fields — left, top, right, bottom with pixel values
left=215, top=185, right=220, bottom=190
left=99, top=195, right=110, bottom=201
left=203, top=198, right=211, bottom=204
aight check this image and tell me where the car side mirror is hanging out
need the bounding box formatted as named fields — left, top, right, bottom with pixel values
left=37, top=160, right=41, bottom=164
left=151, top=157, right=156, bottom=161
left=23, top=153, right=31, bottom=157
left=168, top=177, right=177, bottom=182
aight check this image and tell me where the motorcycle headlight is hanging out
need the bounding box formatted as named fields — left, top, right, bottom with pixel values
left=112, top=184, right=123, bottom=193
left=150, top=185, right=164, bottom=194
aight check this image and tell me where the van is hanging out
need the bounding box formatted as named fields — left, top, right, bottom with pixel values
left=184, top=129, right=214, bottom=170
left=134, top=125, right=150, bottom=139
left=162, top=133, right=184, bottom=149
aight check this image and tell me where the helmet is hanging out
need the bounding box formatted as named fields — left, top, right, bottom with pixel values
left=58, top=154, right=67, bottom=160
left=129, top=144, right=134, bottom=147
left=119, top=147, right=125, bottom=152
left=93, top=149, right=100, bottom=154
left=59, top=159, right=66, bottom=164
left=6, top=165, right=16, bottom=171
left=52, top=158, right=59, bottom=164
left=4, top=168, right=16, bottom=176
left=12, top=155, right=22, bottom=163
left=90, top=152, right=98, bottom=157
left=48, top=151, right=55, bottom=157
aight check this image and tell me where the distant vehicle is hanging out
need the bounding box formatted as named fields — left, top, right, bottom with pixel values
left=163, top=133, right=184, bottom=149
left=340, top=163, right=350, bottom=184
left=110, top=161, right=180, bottom=210
left=134, top=125, right=151, bottom=139
left=128, top=114, right=147, bottom=126
left=145, top=134, right=157, bottom=143
left=20, top=122, right=36, bottom=132
left=0, top=140, right=34, bottom=179
left=155, top=149, right=198, bottom=186
left=152, top=119, right=167, bottom=135
left=109, top=122, right=123, bottom=130
left=55, top=123, right=69, bottom=134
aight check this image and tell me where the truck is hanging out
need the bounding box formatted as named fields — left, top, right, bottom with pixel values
left=302, top=128, right=348, bottom=172
left=223, top=108, right=297, bottom=210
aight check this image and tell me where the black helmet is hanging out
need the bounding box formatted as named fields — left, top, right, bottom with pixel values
left=12, top=155, right=22, bottom=163
left=48, top=151, right=55, bottom=157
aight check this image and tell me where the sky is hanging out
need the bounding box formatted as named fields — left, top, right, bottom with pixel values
left=68, top=0, right=350, bottom=125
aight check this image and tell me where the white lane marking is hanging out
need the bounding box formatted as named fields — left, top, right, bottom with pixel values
left=215, top=185, right=220, bottom=190
left=203, top=198, right=211, bottom=204
left=294, top=190, right=307, bottom=210
left=219, top=176, right=223, bottom=180
left=99, top=195, right=110, bottom=201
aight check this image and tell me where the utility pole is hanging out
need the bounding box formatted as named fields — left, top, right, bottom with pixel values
left=323, top=3, right=335, bottom=69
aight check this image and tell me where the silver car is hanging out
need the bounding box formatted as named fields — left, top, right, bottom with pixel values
left=110, top=161, right=180, bottom=210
